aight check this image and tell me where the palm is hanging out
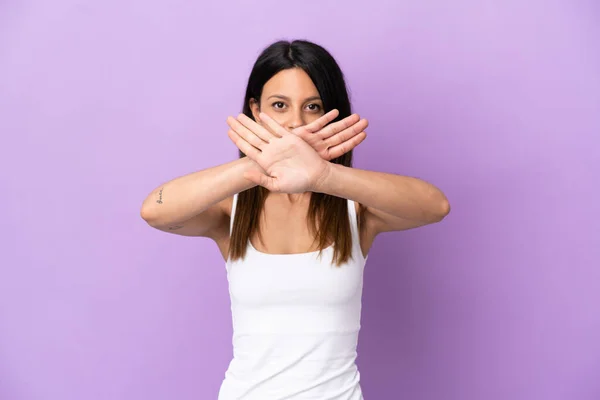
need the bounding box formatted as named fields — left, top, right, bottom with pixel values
left=226, top=110, right=368, bottom=193
left=256, top=134, right=325, bottom=193
left=227, top=114, right=329, bottom=193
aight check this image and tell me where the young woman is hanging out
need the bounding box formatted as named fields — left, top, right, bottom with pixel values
left=141, top=39, right=450, bottom=400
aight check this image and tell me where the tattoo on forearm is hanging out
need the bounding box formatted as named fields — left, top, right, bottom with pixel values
left=168, top=225, right=184, bottom=230
left=157, top=188, right=164, bottom=204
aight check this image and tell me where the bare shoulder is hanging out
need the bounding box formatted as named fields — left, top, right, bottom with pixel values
left=204, top=195, right=234, bottom=240
left=218, top=195, right=234, bottom=217
left=355, top=201, right=377, bottom=258
left=210, top=195, right=234, bottom=255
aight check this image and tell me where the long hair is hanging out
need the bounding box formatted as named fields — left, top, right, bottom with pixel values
left=229, top=39, right=361, bottom=266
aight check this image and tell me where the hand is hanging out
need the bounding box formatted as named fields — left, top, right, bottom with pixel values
left=227, top=113, right=331, bottom=193
left=290, top=109, right=368, bottom=161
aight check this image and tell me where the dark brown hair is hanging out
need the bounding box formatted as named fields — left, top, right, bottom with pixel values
left=228, top=39, right=362, bottom=266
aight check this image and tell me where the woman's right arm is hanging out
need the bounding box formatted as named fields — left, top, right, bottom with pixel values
left=140, top=157, right=257, bottom=238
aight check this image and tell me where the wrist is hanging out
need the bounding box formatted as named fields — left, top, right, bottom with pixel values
left=239, top=155, right=260, bottom=170
left=311, top=161, right=336, bottom=193
left=237, top=156, right=261, bottom=188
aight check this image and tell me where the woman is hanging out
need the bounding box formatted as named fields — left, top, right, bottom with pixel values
left=141, top=39, right=450, bottom=399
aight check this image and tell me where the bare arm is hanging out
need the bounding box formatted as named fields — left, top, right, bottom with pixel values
left=314, top=164, right=450, bottom=234
left=140, top=157, right=258, bottom=237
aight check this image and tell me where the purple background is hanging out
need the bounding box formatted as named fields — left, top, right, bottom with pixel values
left=1, top=1, right=599, bottom=399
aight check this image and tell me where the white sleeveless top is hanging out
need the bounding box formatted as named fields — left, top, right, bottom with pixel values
left=218, top=193, right=368, bottom=400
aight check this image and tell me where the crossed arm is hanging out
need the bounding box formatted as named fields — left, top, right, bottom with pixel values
left=227, top=111, right=450, bottom=234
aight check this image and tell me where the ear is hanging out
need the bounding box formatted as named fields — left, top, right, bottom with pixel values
left=249, top=98, right=261, bottom=122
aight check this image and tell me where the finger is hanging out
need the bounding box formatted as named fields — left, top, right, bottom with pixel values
left=258, top=112, right=290, bottom=137
left=319, top=114, right=361, bottom=139
left=227, top=116, right=269, bottom=149
left=227, top=128, right=262, bottom=161
left=326, top=131, right=367, bottom=160
left=237, top=113, right=280, bottom=140
left=243, top=169, right=278, bottom=191
left=301, top=109, right=340, bottom=133
left=323, top=118, right=368, bottom=147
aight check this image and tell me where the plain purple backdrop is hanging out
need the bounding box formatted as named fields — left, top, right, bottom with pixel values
left=1, top=1, right=599, bottom=399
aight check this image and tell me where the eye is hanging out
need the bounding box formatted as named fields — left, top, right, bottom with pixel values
left=306, top=103, right=322, bottom=112
left=272, top=101, right=285, bottom=109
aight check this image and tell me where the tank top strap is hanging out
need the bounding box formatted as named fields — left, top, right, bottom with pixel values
left=347, top=198, right=368, bottom=263
left=346, top=198, right=360, bottom=245
left=230, top=192, right=239, bottom=235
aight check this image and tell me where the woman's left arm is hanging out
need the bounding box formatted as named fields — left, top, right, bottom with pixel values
left=313, top=163, right=450, bottom=233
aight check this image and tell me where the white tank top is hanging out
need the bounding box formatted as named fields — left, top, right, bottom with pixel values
left=218, top=193, right=368, bottom=400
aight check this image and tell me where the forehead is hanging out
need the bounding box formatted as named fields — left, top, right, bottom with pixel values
left=262, top=68, right=320, bottom=98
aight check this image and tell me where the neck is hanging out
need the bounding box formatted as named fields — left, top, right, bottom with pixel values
left=270, top=191, right=311, bottom=204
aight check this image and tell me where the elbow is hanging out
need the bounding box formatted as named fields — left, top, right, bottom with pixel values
left=140, top=202, right=158, bottom=225
left=423, top=190, right=450, bottom=223
left=433, top=197, right=451, bottom=222
left=140, top=206, right=152, bottom=224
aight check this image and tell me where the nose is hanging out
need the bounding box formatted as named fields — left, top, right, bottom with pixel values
left=287, top=111, right=304, bottom=131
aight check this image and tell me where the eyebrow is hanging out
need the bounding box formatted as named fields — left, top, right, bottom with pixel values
left=266, top=94, right=322, bottom=102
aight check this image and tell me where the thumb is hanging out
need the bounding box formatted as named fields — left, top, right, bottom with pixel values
left=243, top=169, right=277, bottom=191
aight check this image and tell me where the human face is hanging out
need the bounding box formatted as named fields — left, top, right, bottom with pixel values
left=250, top=68, right=325, bottom=131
